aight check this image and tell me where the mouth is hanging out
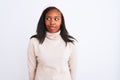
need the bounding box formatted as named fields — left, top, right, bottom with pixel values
left=49, top=26, right=56, bottom=30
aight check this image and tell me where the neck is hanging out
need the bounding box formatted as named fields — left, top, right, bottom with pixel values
left=46, top=31, right=61, bottom=40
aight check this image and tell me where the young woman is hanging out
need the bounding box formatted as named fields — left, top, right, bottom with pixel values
left=28, top=6, right=77, bottom=80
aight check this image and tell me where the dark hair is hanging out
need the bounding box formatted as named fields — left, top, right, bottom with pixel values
left=31, top=6, right=76, bottom=45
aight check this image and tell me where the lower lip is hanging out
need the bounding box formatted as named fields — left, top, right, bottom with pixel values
left=49, top=26, right=56, bottom=30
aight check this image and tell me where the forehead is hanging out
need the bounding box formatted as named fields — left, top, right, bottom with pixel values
left=46, top=9, right=61, bottom=17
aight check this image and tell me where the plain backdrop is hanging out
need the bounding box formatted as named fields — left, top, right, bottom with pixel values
left=0, top=0, right=120, bottom=80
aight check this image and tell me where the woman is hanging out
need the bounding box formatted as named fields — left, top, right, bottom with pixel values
left=28, top=6, right=77, bottom=80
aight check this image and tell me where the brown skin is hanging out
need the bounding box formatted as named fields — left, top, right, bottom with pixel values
left=45, top=9, right=62, bottom=33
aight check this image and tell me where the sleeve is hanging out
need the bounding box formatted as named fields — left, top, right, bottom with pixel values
left=68, top=43, right=78, bottom=80
left=27, top=38, right=37, bottom=80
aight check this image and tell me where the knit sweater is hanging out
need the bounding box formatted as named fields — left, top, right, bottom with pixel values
left=27, top=31, right=77, bottom=80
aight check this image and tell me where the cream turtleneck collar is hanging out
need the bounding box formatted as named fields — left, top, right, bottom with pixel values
left=46, top=31, right=61, bottom=40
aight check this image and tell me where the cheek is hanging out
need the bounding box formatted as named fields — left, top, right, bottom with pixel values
left=56, top=24, right=61, bottom=30
left=57, top=21, right=62, bottom=27
left=45, top=20, right=49, bottom=25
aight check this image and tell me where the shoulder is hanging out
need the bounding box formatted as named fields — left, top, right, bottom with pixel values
left=68, top=39, right=77, bottom=46
left=67, top=41, right=78, bottom=50
left=29, top=37, right=39, bottom=45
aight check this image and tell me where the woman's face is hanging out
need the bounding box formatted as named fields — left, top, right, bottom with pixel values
left=45, top=9, right=62, bottom=33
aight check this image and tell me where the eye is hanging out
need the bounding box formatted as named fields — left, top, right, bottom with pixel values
left=46, top=17, right=51, bottom=21
left=55, top=17, right=60, bottom=21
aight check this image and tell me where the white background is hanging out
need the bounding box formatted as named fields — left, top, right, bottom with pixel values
left=0, top=0, right=120, bottom=80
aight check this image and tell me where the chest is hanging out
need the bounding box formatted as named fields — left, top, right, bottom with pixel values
left=36, top=39, right=71, bottom=64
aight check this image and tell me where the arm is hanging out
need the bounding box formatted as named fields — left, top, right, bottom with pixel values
left=68, top=43, right=77, bottom=80
left=27, top=38, right=37, bottom=80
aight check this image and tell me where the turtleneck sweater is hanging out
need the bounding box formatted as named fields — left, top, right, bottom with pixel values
left=28, top=31, right=77, bottom=80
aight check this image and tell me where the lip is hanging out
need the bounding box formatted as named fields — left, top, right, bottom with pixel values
left=49, top=26, right=56, bottom=30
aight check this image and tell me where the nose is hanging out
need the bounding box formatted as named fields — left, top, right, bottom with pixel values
left=50, top=19, right=55, bottom=25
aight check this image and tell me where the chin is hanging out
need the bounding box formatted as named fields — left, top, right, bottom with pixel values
left=48, top=30, right=59, bottom=33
